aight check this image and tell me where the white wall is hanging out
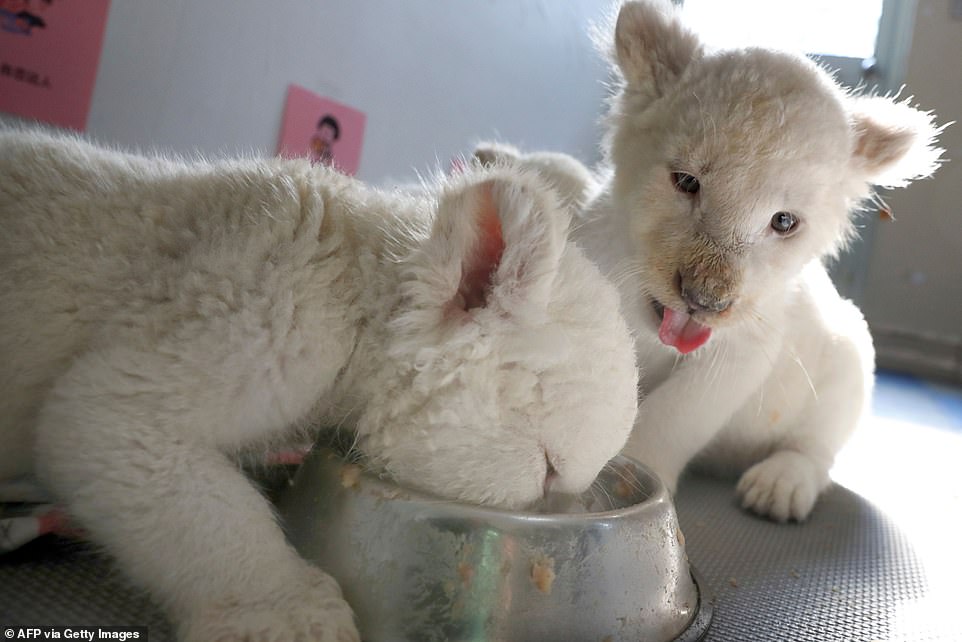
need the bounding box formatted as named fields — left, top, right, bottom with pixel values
left=860, top=0, right=962, bottom=379
left=3, top=0, right=615, bottom=185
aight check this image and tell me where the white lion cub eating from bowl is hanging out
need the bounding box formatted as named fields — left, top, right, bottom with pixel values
left=0, top=129, right=638, bottom=642
left=477, top=0, right=943, bottom=523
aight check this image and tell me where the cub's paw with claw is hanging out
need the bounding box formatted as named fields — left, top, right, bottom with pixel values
left=736, top=450, right=827, bottom=522
left=182, top=566, right=359, bottom=642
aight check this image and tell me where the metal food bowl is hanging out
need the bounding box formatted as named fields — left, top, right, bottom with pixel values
left=278, top=447, right=711, bottom=642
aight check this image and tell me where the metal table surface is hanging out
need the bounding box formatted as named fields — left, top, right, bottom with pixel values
left=3, top=373, right=960, bottom=641
left=2, top=470, right=958, bottom=641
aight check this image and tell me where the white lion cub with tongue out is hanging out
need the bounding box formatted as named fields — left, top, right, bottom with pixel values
left=477, top=0, right=944, bottom=521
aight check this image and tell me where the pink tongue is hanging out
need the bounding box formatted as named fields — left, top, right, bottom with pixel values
left=658, top=307, right=712, bottom=354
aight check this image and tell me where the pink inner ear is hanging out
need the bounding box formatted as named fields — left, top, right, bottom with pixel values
left=457, top=185, right=505, bottom=310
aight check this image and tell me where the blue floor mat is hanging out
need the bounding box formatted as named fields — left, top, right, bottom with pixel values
left=873, top=369, right=962, bottom=433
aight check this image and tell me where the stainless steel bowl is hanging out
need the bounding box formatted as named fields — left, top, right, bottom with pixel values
left=278, top=448, right=711, bottom=642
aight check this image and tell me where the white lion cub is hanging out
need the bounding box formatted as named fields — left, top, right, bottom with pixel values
left=477, top=0, right=943, bottom=522
left=0, top=129, right=638, bottom=641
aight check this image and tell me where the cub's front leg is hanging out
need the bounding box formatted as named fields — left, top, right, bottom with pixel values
left=735, top=335, right=872, bottom=522
left=624, top=340, right=774, bottom=493
left=34, top=340, right=359, bottom=642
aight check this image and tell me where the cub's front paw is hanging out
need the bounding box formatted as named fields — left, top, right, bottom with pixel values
left=181, top=567, right=359, bottom=642
left=736, top=450, right=826, bottom=522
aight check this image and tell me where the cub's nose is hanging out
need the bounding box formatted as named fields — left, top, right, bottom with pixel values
left=681, top=287, right=731, bottom=314
left=678, top=273, right=733, bottom=314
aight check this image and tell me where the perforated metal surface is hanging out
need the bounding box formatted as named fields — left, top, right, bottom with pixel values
left=0, top=539, right=172, bottom=636
left=674, top=474, right=953, bottom=642
left=5, top=373, right=959, bottom=640
left=2, top=470, right=955, bottom=642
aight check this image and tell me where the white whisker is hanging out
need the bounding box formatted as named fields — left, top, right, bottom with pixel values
left=792, top=353, right=818, bottom=401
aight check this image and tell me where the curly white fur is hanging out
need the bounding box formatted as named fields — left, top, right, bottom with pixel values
left=476, top=0, right=944, bottom=523
left=0, top=129, right=638, bottom=640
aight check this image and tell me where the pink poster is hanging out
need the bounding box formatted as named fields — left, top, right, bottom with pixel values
left=276, top=84, right=366, bottom=176
left=0, top=0, right=112, bottom=131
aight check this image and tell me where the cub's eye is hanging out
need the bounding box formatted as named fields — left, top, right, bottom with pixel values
left=671, top=172, right=700, bottom=195
left=771, top=211, right=799, bottom=235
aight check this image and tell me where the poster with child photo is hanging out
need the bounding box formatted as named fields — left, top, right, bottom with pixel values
left=276, top=84, right=366, bottom=176
left=0, top=0, right=111, bottom=130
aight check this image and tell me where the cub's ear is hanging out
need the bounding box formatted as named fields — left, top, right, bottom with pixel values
left=473, top=141, right=521, bottom=168
left=425, top=175, right=568, bottom=319
left=848, top=95, right=945, bottom=188
left=612, top=0, right=702, bottom=100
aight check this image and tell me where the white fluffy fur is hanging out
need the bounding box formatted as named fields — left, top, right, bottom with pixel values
left=476, top=0, right=943, bottom=523
left=0, top=129, right=638, bottom=641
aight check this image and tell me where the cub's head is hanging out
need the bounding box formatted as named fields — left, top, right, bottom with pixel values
left=602, top=0, right=943, bottom=352
left=356, top=170, right=638, bottom=509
